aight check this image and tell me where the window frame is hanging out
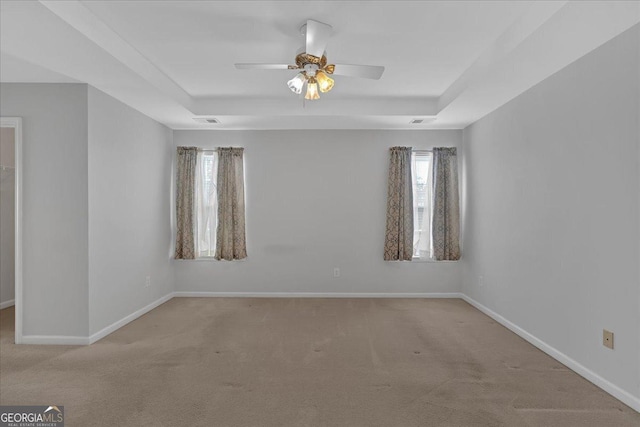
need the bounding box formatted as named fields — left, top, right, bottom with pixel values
left=194, top=150, right=218, bottom=259
left=411, top=150, right=433, bottom=261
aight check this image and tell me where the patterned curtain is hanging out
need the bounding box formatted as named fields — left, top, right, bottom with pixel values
left=215, top=147, right=247, bottom=260
left=384, top=147, right=414, bottom=261
left=175, top=147, right=198, bottom=259
left=431, top=147, right=461, bottom=261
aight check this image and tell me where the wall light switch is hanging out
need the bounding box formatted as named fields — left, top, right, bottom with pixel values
left=603, top=329, right=614, bottom=349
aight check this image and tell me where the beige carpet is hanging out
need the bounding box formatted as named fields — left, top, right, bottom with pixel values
left=1, top=298, right=638, bottom=426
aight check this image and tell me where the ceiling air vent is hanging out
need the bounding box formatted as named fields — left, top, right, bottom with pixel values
left=193, top=117, right=220, bottom=124
left=410, top=119, right=424, bottom=124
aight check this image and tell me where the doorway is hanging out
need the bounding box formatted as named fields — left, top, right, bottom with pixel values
left=0, top=117, right=22, bottom=344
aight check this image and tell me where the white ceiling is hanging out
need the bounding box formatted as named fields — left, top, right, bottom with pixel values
left=81, top=1, right=531, bottom=98
left=1, top=1, right=638, bottom=130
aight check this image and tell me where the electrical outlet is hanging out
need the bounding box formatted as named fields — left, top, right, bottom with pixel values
left=479, top=275, right=484, bottom=286
left=603, top=329, right=614, bottom=349
left=333, top=268, right=340, bottom=278
left=145, top=276, right=151, bottom=288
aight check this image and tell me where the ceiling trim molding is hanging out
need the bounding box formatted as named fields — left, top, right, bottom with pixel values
left=191, top=96, right=439, bottom=117
left=436, top=1, right=640, bottom=128
left=39, top=0, right=194, bottom=110
left=437, top=1, right=568, bottom=113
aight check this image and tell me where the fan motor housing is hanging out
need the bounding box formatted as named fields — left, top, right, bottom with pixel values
left=295, top=53, right=327, bottom=69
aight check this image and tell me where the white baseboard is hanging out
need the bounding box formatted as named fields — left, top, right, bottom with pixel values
left=460, top=294, right=640, bottom=413
left=173, top=291, right=463, bottom=299
left=21, top=335, right=89, bottom=345
left=88, top=293, right=173, bottom=344
left=0, top=299, right=15, bottom=310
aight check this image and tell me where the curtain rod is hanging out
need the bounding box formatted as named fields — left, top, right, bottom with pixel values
left=197, top=148, right=243, bottom=152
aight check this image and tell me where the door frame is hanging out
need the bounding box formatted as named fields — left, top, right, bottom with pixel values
left=1, top=117, right=23, bottom=344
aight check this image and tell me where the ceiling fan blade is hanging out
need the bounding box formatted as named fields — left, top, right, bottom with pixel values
left=306, top=19, right=332, bottom=58
left=330, top=64, right=385, bottom=80
left=235, top=63, right=293, bottom=70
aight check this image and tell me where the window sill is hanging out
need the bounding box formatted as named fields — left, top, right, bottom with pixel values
left=385, top=258, right=459, bottom=263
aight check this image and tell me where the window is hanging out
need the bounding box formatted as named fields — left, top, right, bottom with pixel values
left=175, top=146, right=246, bottom=261
left=411, top=151, right=432, bottom=259
left=195, top=151, right=218, bottom=257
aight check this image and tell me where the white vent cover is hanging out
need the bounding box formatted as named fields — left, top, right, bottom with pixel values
left=410, top=119, right=424, bottom=124
left=193, top=117, right=220, bottom=124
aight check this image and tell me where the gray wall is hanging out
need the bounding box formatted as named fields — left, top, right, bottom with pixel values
left=461, top=25, right=640, bottom=399
left=0, top=127, right=15, bottom=305
left=173, top=130, right=463, bottom=295
left=0, top=83, right=89, bottom=337
left=88, top=87, right=174, bottom=335
left=0, top=83, right=174, bottom=339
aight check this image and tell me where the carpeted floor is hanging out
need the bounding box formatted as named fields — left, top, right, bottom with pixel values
left=1, top=298, right=638, bottom=426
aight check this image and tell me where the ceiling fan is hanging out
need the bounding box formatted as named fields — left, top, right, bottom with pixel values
left=235, top=19, right=385, bottom=100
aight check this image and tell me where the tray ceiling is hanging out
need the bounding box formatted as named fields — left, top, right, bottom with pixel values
left=1, top=1, right=638, bottom=129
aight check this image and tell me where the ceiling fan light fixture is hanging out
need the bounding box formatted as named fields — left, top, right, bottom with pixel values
left=287, top=72, right=305, bottom=94
left=305, top=77, right=320, bottom=100
left=316, top=71, right=334, bottom=93
left=234, top=20, right=385, bottom=101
